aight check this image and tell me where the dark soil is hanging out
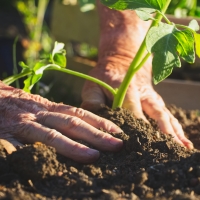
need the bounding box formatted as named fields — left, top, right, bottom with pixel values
left=0, top=105, right=200, bottom=200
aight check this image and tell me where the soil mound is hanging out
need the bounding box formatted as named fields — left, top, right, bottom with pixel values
left=0, top=105, right=200, bottom=200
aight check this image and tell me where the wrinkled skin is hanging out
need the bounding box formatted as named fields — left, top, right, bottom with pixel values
left=0, top=81, right=123, bottom=163
left=81, top=2, right=193, bottom=149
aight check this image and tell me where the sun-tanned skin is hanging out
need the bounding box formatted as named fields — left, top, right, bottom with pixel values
left=0, top=81, right=123, bottom=163
left=81, top=1, right=193, bottom=149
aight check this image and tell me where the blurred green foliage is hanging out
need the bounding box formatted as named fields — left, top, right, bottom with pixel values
left=60, top=0, right=95, bottom=12
left=0, top=0, right=52, bottom=67
left=0, top=0, right=53, bottom=93
left=167, top=0, right=200, bottom=18
left=15, top=0, right=52, bottom=66
left=60, top=0, right=200, bottom=16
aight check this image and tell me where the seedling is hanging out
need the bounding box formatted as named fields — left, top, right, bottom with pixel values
left=3, top=0, right=200, bottom=110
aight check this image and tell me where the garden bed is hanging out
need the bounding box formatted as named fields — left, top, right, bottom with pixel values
left=0, top=105, right=200, bottom=199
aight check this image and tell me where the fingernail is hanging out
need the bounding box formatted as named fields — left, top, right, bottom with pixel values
left=109, top=125, right=123, bottom=133
left=86, top=148, right=100, bottom=156
left=187, top=143, right=194, bottom=150
left=113, top=127, right=123, bottom=133
left=109, top=138, right=123, bottom=147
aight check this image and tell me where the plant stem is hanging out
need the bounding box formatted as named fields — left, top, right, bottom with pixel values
left=157, top=11, right=172, bottom=24
left=3, top=71, right=32, bottom=85
left=3, top=63, right=117, bottom=96
left=32, top=0, right=49, bottom=93
left=112, top=0, right=172, bottom=109
left=34, top=0, right=49, bottom=43
left=133, top=52, right=152, bottom=74
left=46, top=66, right=117, bottom=96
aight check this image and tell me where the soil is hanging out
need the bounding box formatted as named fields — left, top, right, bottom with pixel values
left=0, top=105, right=200, bottom=200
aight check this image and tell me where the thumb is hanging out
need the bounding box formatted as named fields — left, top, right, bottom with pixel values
left=123, top=90, right=148, bottom=123
left=81, top=81, right=106, bottom=112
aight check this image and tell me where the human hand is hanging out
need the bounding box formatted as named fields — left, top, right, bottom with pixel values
left=0, top=81, right=123, bottom=163
left=81, top=2, right=193, bottom=149
left=81, top=61, right=193, bottom=149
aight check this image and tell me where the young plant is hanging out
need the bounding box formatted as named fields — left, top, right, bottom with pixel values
left=100, top=0, right=200, bottom=108
left=3, top=42, right=115, bottom=94
left=3, top=0, right=200, bottom=110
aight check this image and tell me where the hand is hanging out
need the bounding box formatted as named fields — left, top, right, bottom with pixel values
left=81, top=2, right=193, bottom=149
left=0, top=81, right=123, bottom=163
left=81, top=61, right=193, bottom=149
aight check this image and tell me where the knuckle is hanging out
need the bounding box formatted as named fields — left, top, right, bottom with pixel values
left=152, top=109, right=169, bottom=121
left=93, top=132, right=102, bottom=140
left=67, top=116, right=82, bottom=130
left=36, top=111, right=48, bottom=124
left=171, top=117, right=179, bottom=124
left=10, top=122, right=33, bottom=139
left=171, top=117, right=183, bottom=130
left=13, top=122, right=61, bottom=145
left=47, top=102, right=58, bottom=112
left=97, top=117, right=108, bottom=129
left=69, top=143, right=82, bottom=154
left=43, top=129, right=60, bottom=144
left=73, top=108, right=85, bottom=119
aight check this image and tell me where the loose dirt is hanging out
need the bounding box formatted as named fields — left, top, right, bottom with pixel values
left=0, top=105, right=200, bottom=200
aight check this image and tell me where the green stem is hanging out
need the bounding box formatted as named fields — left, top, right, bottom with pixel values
left=112, top=53, right=151, bottom=108
left=157, top=11, right=172, bottom=24
left=112, top=0, right=172, bottom=109
left=34, top=0, right=49, bottom=43
left=3, top=63, right=117, bottom=96
left=32, top=0, right=49, bottom=92
left=46, top=66, right=117, bottom=96
left=133, top=52, right=151, bottom=74
left=3, top=71, right=32, bottom=85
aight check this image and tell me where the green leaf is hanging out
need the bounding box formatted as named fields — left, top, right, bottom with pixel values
left=194, top=32, right=200, bottom=58
left=3, top=72, right=30, bottom=86
left=19, top=61, right=29, bottom=69
left=135, top=9, right=154, bottom=21
left=18, top=61, right=33, bottom=74
left=51, top=42, right=67, bottom=68
left=33, top=62, right=46, bottom=74
left=174, top=29, right=195, bottom=63
left=23, top=74, right=42, bottom=93
left=100, top=0, right=168, bottom=12
left=53, top=53, right=67, bottom=68
left=23, top=61, right=62, bottom=93
left=188, top=19, right=200, bottom=31
left=23, top=62, right=45, bottom=93
left=146, top=22, right=192, bottom=84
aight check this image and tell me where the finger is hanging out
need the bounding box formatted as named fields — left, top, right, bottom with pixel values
left=167, top=110, right=193, bottom=149
left=123, top=89, right=148, bottom=122
left=50, top=105, right=123, bottom=133
left=1, top=83, right=122, bottom=135
left=0, top=139, right=17, bottom=154
left=142, top=97, right=182, bottom=142
left=81, top=81, right=106, bottom=112
left=16, top=121, right=100, bottom=163
left=36, top=111, right=123, bottom=152
left=0, top=84, right=50, bottom=113
left=142, top=98, right=191, bottom=147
